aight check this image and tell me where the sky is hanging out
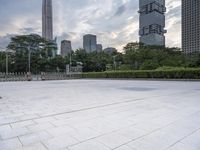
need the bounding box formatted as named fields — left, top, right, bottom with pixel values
left=0, top=0, right=181, bottom=52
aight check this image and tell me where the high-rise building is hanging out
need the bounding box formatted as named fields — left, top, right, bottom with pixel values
left=139, top=0, right=166, bottom=46
left=182, top=0, right=200, bottom=54
left=61, top=40, right=72, bottom=57
left=97, top=44, right=103, bottom=52
left=83, top=34, right=97, bottom=53
left=104, top=47, right=117, bottom=55
left=42, top=0, right=53, bottom=41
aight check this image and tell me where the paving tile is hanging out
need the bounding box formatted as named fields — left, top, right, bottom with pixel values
left=11, top=120, right=36, bottom=129
left=0, top=125, right=12, bottom=132
left=43, top=134, right=79, bottom=150
left=0, top=138, right=22, bottom=150
left=46, top=125, right=74, bottom=137
left=0, top=127, right=30, bottom=140
left=96, top=132, right=132, bottom=149
left=0, top=80, right=200, bottom=150
left=167, top=142, right=199, bottom=150
left=15, top=142, right=47, bottom=150
left=68, top=127, right=102, bottom=142
left=117, top=126, right=148, bottom=140
left=27, top=122, right=55, bottom=132
left=33, top=117, right=57, bottom=124
left=19, top=131, right=53, bottom=146
left=115, top=145, right=136, bottom=150
left=68, top=139, right=110, bottom=150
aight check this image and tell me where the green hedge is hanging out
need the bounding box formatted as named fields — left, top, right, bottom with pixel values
left=82, top=69, right=200, bottom=79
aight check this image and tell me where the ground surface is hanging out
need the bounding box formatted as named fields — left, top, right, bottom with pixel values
left=0, top=79, right=200, bottom=150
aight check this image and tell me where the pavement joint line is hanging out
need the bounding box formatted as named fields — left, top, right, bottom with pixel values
left=66, top=126, right=130, bottom=149
left=111, top=113, right=200, bottom=150
left=68, top=112, right=186, bottom=149
left=0, top=98, right=145, bottom=126
left=0, top=90, right=194, bottom=127
left=61, top=121, right=140, bottom=149
left=164, top=128, right=200, bottom=150
left=17, top=136, right=23, bottom=147
left=41, top=141, right=49, bottom=150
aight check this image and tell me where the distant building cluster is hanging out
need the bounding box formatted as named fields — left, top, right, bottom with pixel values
left=42, top=0, right=200, bottom=55
left=42, top=0, right=117, bottom=57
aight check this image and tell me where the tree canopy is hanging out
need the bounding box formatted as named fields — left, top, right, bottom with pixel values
left=0, top=35, right=200, bottom=73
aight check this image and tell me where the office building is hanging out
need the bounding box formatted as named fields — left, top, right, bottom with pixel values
left=182, top=0, right=200, bottom=54
left=61, top=40, right=72, bottom=57
left=104, top=47, right=117, bottom=55
left=97, top=44, right=103, bottom=52
left=83, top=34, right=97, bottom=53
left=42, top=0, right=53, bottom=40
left=139, top=0, right=166, bottom=46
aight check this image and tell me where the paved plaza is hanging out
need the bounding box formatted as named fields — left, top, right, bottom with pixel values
left=0, top=79, right=200, bottom=150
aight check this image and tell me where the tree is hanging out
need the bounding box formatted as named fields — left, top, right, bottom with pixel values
left=0, top=52, right=6, bottom=72
left=7, top=34, right=57, bottom=73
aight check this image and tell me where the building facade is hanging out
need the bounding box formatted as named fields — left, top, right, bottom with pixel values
left=83, top=34, right=97, bottom=53
left=61, top=40, right=72, bottom=57
left=182, top=0, right=200, bottom=54
left=42, top=0, right=53, bottom=40
left=96, top=44, right=103, bottom=52
left=139, top=0, right=166, bottom=46
left=104, top=47, right=117, bottom=55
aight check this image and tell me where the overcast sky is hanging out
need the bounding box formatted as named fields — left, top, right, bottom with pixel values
left=0, top=0, right=181, bottom=51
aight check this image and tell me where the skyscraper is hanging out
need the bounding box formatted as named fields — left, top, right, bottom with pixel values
left=139, top=0, right=166, bottom=46
left=61, top=40, right=72, bottom=57
left=42, top=0, right=53, bottom=41
left=182, top=0, right=200, bottom=54
left=83, top=34, right=97, bottom=53
left=104, top=47, right=117, bottom=55
left=96, top=44, right=103, bottom=52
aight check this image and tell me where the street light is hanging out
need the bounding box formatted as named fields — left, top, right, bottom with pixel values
left=69, top=50, right=72, bottom=78
left=113, top=55, right=117, bottom=71
left=5, top=49, right=14, bottom=75
left=28, top=46, right=31, bottom=73
left=0, top=47, right=13, bottom=74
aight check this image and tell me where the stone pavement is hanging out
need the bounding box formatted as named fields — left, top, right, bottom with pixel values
left=0, top=79, right=200, bottom=150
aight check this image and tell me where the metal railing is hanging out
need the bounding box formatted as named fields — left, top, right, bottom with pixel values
left=0, top=72, right=82, bottom=82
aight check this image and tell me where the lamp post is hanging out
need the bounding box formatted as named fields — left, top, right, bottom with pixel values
left=69, top=50, right=72, bottom=78
left=28, top=46, right=31, bottom=73
left=6, top=53, right=8, bottom=74
left=113, top=55, right=117, bottom=71
left=5, top=49, right=14, bottom=75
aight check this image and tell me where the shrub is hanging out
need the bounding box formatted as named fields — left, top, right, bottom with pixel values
left=140, top=60, right=160, bottom=70
left=82, top=69, right=200, bottom=79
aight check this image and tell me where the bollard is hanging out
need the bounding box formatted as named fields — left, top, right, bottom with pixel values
left=41, top=72, right=46, bottom=81
left=27, top=72, right=32, bottom=81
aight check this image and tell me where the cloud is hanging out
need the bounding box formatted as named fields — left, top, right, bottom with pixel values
left=114, top=4, right=127, bottom=17
left=0, top=34, right=16, bottom=50
left=0, top=0, right=181, bottom=52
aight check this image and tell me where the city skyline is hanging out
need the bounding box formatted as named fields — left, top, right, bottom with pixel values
left=0, top=0, right=181, bottom=51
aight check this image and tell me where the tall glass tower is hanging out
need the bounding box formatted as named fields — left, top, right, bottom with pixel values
left=139, top=0, right=166, bottom=46
left=42, top=0, right=53, bottom=41
left=83, top=34, right=97, bottom=53
left=182, top=0, right=200, bottom=54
